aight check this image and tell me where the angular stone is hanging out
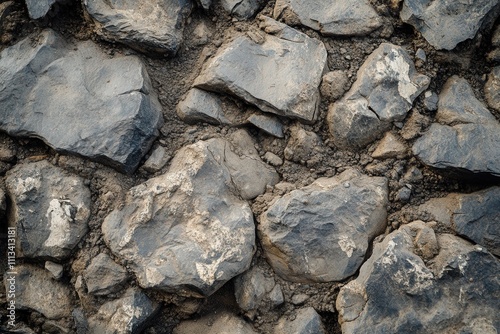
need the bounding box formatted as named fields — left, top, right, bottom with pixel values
left=401, top=0, right=499, bottom=50
left=173, top=312, right=258, bottom=334
left=413, top=76, right=500, bottom=177
left=83, top=0, right=193, bottom=54
left=194, top=17, right=327, bottom=123
left=327, top=43, right=429, bottom=149
left=0, top=30, right=163, bottom=174
left=336, top=221, right=500, bottom=333
left=25, top=0, right=59, bottom=19
left=142, top=146, right=170, bottom=173
left=234, top=266, right=277, bottom=313
left=264, top=152, right=283, bottom=167
left=5, top=161, right=91, bottom=260
left=259, top=169, right=388, bottom=282
left=320, top=70, right=349, bottom=101
left=247, top=114, right=284, bottom=138
left=221, top=0, right=264, bottom=19
left=274, top=307, right=326, bottom=334
left=274, top=0, right=382, bottom=36
left=176, top=88, right=230, bottom=125
left=372, top=132, right=407, bottom=159
left=423, top=90, right=438, bottom=111
left=83, top=253, right=128, bottom=296
left=485, top=66, right=500, bottom=112
left=45, top=261, right=64, bottom=280
left=102, top=138, right=277, bottom=297
left=284, top=126, right=322, bottom=163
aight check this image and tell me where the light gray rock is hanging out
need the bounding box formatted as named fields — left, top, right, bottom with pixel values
left=174, top=311, right=258, bottom=334
left=264, top=152, right=283, bottom=167
left=0, top=29, right=163, bottom=174
left=485, top=66, right=500, bottom=112
left=372, top=132, right=407, bottom=159
left=413, top=76, right=500, bottom=177
left=102, top=138, right=277, bottom=297
left=274, top=307, right=326, bottom=334
left=284, top=126, right=322, bottom=163
left=83, top=0, right=193, bottom=54
left=221, top=0, right=264, bottom=19
left=274, top=0, right=382, bottom=36
left=320, top=70, right=349, bottom=101
left=247, top=114, right=284, bottom=138
left=234, top=266, right=279, bottom=314
left=401, top=0, right=499, bottom=50
left=25, top=0, right=59, bottom=19
left=423, top=90, right=438, bottom=111
left=88, top=288, right=159, bottom=334
left=5, top=161, right=91, bottom=260
left=328, top=43, right=429, bottom=149
left=336, top=221, right=500, bottom=334
left=45, top=261, right=64, bottom=280
left=142, top=146, right=170, bottom=173
left=194, top=17, right=327, bottom=123
left=83, top=253, right=128, bottom=296
left=4, top=264, right=72, bottom=319
left=259, top=169, right=388, bottom=282
left=176, top=88, right=229, bottom=125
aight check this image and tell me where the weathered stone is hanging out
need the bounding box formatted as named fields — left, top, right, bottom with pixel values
left=264, top=152, right=283, bottom=167
left=5, top=161, right=91, bottom=260
left=221, top=0, right=264, bottom=19
left=174, top=311, right=258, bottom=334
left=83, top=0, right=193, bottom=55
left=142, top=146, right=170, bottom=173
left=268, top=284, right=285, bottom=308
left=259, top=169, right=388, bottom=282
left=423, top=90, right=438, bottom=111
left=194, top=17, right=327, bottom=123
left=247, top=114, right=284, bottom=138
left=328, top=43, right=429, bottom=149
left=401, top=0, right=499, bottom=50
left=83, top=253, right=128, bottom=296
left=0, top=30, right=163, bottom=174
left=320, top=70, right=349, bottom=101
left=274, top=0, right=382, bottom=36
left=372, top=132, right=407, bottom=159
left=45, top=261, right=64, bottom=280
left=103, top=138, right=277, bottom=297
left=291, top=293, right=309, bottom=305
left=413, top=76, right=500, bottom=177
left=0, top=146, right=15, bottom=162
left=193, top=21, right=212, bottom=46
left=4, top=264, right=72, bottom=319
left=274, top=307, right=326, bottom=334
left=176, top=88, right=230, bottom=125
left=396, top=186, right=412, bottom=203
left=485, top=66, right=500, bottom=112
left=234, top=266, right=278, bottom=314
left=25, top=0, right=60, bottom=19
left=88, top=288, right=159, bottom=334
left=73, top=308, right=89, bottom=334
left=336, top=221, right=500, bottom=333
left=284, top=126, right=322, bottom=163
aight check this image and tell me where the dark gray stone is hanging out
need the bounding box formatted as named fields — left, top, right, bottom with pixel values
left=194, top=17, right=327, bottom=123
left=83, top=0, right=193, bottom=54
left=142, top=146, right=170, bottom=173
left=247, top=114, right=284, bottom=138
left=337, top=221, right=500, bottom=334
left=413, top=76, right=500, bottom=177
left=176, top=88, right=230, bottom=125
left=259, top=169, right=388, bottom=282
left=5, top=161, right=91, bottom=260
left=274, top=307, right=326, bottom=334
left=83, top=253, right=128, bottom=296
left=423, top=90, right=438, bottom=111
left=485, top=66, right=500, bottom=112
left=274, top=0, right=382, bottom=36
left=25, top=0, right=59, bottom=19
left=221, top=0, right=264, bottom=19
left=234, top=266, right=279, bottom=314
left=72, top=308, right=89, bottom=334
left=174, top=311, right=258, bottom=334
left=0, top=30, right=163, bottom=174
left=328, top=43, right=429, bottom=149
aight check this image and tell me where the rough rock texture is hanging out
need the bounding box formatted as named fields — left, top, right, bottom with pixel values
left=221, top=0, right=264, bottom=19
left=83, top=253, right=128, bottom=296
left=413, top=76, right=500, bottom=177
left=274, top=307, right=326, bottom=334
left=45, top=261, right=64, bottom=280
left=320, top=70, right=349, bottom=101
left=337, top=221, right=500, bottom=334
left=401, top=0, right=500, bottom=50
left=284, top=126, right=322, bottom=163
left=0, top=29, right=163, bottom=174
left=247, top=114, right=284, bottom=138
left=25, top=0, right=59, bottom=19
left=274, top=0, right=382, bottom=36
left=5, top=161, right=91, bottom=260
left=194, top=17, right=327, bottom=122
left=485, top=66, right=500, bottom=111
left=83, top=0, right=193, bottom=54
left=142, top=146, right=170, bottom=173
left=372, top=132, right=407, bottom=159
left=176, top=88, right=229, bottom=125
left=419, top=187, right=500, bottom=257
left=4, top=264, right=72, bottom=319
left=259, top=169, right=388, bottom=282
left=88, top=288, right=159, bottom=334
left=328, top=43, right=429, bottom=149
left=102, top=138, right=278, bottom=297
left=174, top=311, right=258, bottom=334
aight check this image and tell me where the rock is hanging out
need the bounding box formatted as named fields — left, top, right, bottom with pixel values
left=419, top=187, right=500, bottom=257
left=327, top=43, right=429, bottom=149
left=221, top=0, right=264, bottom=19
left=4, top=264, right=72, bottom=319
left=336, top=221, right=500, bottom=333
left=234, top=266, right=278, bottom=314
left=0, top=146, right=15, bottom=162
left=45, top=261, right=64, bottom=280
left=83, top=253, right=128, bottom=296
left=88, top=288, right=159, bottom=334
left=372, top=132, right=407, bottom=159
left=274, top=307, right=326, bottom=334
left=485, top=66, right=500, bottom=112
left=401, top=0, right=499, bottom=50
left=320, top=70, right=349, bottom=101
left=102, top=138, right=277, bottom=297
left=193, top=21, right=212, bottom=45
left=142, top=146, right=170, bottom=173
left=423, top=90, right=438, bottom=111
left=194, top=17, right=327, bottom=123
left=284, top=126, right=322, bottom=163
left=396, top=186, right=412, bottom=202
left=415, top=48, right=426, bottom=62
left=291, top=293, right=309, bottom=305
left=174, top=311, right=258, bottom=334
left=274, top=0, right=382, bottom=36
left=264, top=152, right=283, bottom=167
left=25, top=0, right=60, bottom=19
left=247, top=114, right=284, bottom=138
left=83, top=0, right=193, bottom=55
left=268, top=284, right=285, bottom=308
left=413, top=76, right=500, bottom=177
left=0, top=30, right=163, bottom=174
left=259, top=169, right=388, bottom=282
left=5, top=161, right=91, bottom=260
left=73, top=308, right=89, bottom=334
left=176, top=88, right=230, bottom=125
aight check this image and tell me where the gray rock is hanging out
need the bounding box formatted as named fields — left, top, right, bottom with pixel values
left=485, top=66, right=500, bottom=112
left=274, top=307, right=326, bottom=334
left=102, top=138, right=277, bottom=297
left=268, top=284, right=285, bottom=308
left=193, top=21, right=212, bottom=45
left=5, top=161, right=91, bottom=260
left=336, top=221, right=500, bottom=334
left=415, top=48, right=426, bottom=62
left=396, top=186, right=412, bottom=202
left=234, top=266, right=278, bottom=313
left=0, top=146, right=15, bottom=162
left=83, top=253, right=128, bottom=296
left=83, top=0, right=193, bottom=55
left=259, top=169, right=388, bottom=282
left=372, top=132, right=407, bottom=159
left=264, top=152, right=284, bottom=167
left=419, top=187, right=500, bottom=257
left=247, top=114, right=284, bottom=138
left=174, top=311, right=258, bottom=334
left=284, top=126, right=322, bottom=163
left=291, top=293, right=309, bottom=305
left=328, top=43, right=429, bottom=149
left=401, top=0, right=499, bottom=50
left=0, top=30, right=163, bottom=174
left=221, top=0, right=264, bottom=19
left=176, top=88, right=230, bottom=125
left=4, top=264, right=72, bottom=319
left=413, top=76, right=500, bottom=177
left=45, top=261, right=64, bottom=280
left=72, top=309, right=89, bottom=334
left=320, top=70, right=349, bottom=101
left=142, top=146, right=170, bottom=173
left=423, top=90, right=438, bottom=111
left=88, top=288, right=159, bottom=334
left=25, top=0, right=59, bottom=19
left=194, top=17, right=327, bottom=123
left=274, top=0, right=382, bottom=36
